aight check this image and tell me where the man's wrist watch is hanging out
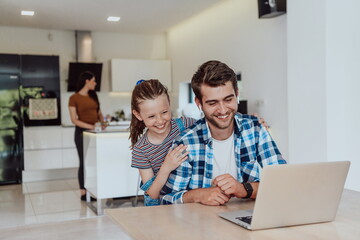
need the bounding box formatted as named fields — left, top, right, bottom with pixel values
left=242, top=182, right=253, bottom=199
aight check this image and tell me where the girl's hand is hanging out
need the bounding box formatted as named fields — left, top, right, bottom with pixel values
left=253, top=113, right=269, bottom=130
left=162, top=144, right=189, bottom=173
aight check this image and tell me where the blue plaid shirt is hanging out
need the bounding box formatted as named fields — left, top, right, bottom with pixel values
left=160, top=113, right=286, bottom=204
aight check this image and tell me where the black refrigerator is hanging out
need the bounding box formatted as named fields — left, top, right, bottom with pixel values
left=0, top=73, right=23, bottom=184
left=0, top=53, right=60, bottom=184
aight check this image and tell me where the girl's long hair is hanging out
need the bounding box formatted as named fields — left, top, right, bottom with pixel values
left=130, top=79, right=169, bottom=149
left=76, top=71, right=100, bottom=112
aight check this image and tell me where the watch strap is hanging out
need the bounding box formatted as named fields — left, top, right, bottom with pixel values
left=242, top=182, right=253, bottom=199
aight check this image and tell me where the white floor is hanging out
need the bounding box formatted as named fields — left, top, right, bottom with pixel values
left=0, top=179, right=143, bottom=239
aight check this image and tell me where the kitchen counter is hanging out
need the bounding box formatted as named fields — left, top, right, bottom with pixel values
left=63, top=120, right=130, bottom=126
left=62, top=121, right=130, bottom=131
left=86, top=128, right=129, bottom=133
left=83, top=130, right=141, bottom=215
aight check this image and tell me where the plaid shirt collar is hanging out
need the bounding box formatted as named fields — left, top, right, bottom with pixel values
left=197, top=114, right=244, bottom=146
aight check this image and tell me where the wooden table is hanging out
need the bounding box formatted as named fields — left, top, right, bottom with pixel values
left=106, top=189, right=360, bottom=240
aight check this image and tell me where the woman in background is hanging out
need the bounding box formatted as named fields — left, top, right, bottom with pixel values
left=68, top=71, right=104, bottom=201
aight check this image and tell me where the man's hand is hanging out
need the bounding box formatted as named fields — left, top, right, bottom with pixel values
left=212, top=174, right=246, bottom=198
left=198, top=187, right=230, bottom=206
left=183, top=187, right=230, bottom=206
left=253, top=113, right=269, bottom=130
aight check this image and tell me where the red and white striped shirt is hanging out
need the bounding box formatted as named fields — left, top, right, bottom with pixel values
left=131, top=117, right=195, bottom=174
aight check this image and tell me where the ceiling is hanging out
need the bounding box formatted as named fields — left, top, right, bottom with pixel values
left=0, top=0, right=222, bottom=34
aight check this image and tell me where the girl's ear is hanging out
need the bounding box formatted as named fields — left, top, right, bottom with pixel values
left=132, top=110, right=143, bottom=121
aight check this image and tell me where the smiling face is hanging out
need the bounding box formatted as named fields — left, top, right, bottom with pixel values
left=195, top=81, right=238, bottom=140
left=132, top=93, right=172, bottom=141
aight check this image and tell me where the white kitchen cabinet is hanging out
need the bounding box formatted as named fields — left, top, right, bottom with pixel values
left=24, top=149, right=62, bottom=170
left=23, top=126, right=79, bottom=174
left=61, top=127, right=76, bottom=148
left=111, top=59, right=171, bottom=92
left=23, top=126, right=62, bottom=150
left=62, top=148, right=78, bottom=168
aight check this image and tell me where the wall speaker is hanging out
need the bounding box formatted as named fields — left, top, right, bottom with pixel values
left=258, top=0, right=286, bottom=18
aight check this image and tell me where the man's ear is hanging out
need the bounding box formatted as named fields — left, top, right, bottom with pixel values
left=132, top=110, right=143, bottom=121
left=195, top=98, right=202, bottom=111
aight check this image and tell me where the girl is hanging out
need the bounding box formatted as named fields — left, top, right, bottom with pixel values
left=130, top=79, right=196, bottom=206
left=68, top=71, right=105, bottom=201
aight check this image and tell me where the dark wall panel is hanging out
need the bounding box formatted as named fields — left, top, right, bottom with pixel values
left=0, top=54, right=20, bottom=74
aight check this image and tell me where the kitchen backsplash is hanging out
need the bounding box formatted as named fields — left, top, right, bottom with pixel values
left=60, top=92, right=132, bottom=126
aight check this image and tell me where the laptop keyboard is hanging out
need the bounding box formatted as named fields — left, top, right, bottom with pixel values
left=236, top=216, right=252, bottom=225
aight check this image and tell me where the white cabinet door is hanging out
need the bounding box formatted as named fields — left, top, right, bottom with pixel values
left=24, top=126, right=62, bottom=150
left=111, top=59, right=171, bottom=92
left=24, top=149, right=62, bottom=170
left=62, top=127, right=76, bottom=148
left=62, top=148, right=79, bottom=168
left=62, top=127, right=78, bottom=168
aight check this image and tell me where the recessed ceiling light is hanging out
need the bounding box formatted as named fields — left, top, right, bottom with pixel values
left=107, top=16, right=120, bottom=22
left=21, top=10, right=35, bottom=16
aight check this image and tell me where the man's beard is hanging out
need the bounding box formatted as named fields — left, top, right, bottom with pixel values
left=204, top=110, right=236, bottom=130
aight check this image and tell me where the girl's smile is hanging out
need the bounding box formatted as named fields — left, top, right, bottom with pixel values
left=133, top=94, right=172, bottom=144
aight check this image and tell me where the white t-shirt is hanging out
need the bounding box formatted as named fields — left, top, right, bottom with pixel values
left=212, top=134, right=237, bottom=180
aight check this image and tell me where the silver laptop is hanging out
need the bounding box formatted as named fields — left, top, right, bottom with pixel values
left=218, top=161, right=350, bottom=230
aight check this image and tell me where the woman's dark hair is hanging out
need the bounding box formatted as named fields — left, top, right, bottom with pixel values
left=191, top=60, right=237, bottom=102
left=76, top=71, right=100, bottom=112
left=130, top=79, right=170, bottom=148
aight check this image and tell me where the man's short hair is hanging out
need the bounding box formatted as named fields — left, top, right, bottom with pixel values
left=191, top=60, right=238, bottom=102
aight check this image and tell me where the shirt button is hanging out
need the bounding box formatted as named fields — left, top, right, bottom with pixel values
left=206, top=173, right=211, bottom=178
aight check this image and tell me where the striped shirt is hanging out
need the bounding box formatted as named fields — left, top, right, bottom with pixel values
left=161, top=113, right=287, bottom=205
left=131, top=117, right=196, bottom=174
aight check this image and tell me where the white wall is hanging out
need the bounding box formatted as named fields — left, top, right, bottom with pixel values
left=0, top=26, right=167, bottom=125
left=167, top=0, right=288, bottom=159
left=326, top=0, right=360, bottom=191
left=287, top=0, right=360, bottom=191
left=287, top=0, right=327, bottom=163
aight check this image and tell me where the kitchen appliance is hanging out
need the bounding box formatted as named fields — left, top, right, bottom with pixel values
left=0, top=53, right=60, bottom=184
left=0, top=73, right=23, bottom=184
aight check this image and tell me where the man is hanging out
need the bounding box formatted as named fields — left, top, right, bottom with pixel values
left=161, top=60, right=286, bottom=205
